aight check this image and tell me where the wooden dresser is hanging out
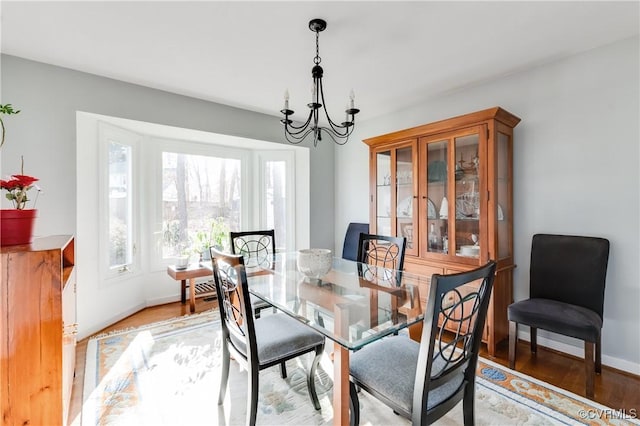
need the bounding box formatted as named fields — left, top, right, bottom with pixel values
left=1, top=235, right=77, bottom=425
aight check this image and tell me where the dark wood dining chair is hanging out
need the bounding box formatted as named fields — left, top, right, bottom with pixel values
left=348, top=261, right=497, bottom=426
left=229, top=229, right=275, bottom=319
left=508, top=233, right=610, bottom=398
left=210, top=249, right=326, bottom=426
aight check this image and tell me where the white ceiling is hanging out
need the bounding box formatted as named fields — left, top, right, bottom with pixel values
left=1, top=1, right=638, bottom=123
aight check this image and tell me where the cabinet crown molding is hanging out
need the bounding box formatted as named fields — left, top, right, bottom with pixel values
left=363, top=106, right=521, bottom=147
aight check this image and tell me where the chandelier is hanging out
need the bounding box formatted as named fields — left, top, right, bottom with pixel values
left=280, top=18, right=360, bottom=147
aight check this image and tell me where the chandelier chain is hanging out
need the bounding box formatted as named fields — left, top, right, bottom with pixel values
left=314, top=30, right=321, bottom=65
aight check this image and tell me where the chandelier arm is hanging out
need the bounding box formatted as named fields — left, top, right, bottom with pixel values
left=318, top=127, right=352, bottom=145
left=284, top=126, right=316, bottom=144
left=318, top=80, right=355, bottom=134
left=284, top=110, right=315, bottom=133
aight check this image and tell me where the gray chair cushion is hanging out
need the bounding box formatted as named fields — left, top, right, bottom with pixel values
left=231, top=313, right=324, bottom=366
left=350, top=335, right=464, bottom=413
left=508, top=298, right=602, bottom=342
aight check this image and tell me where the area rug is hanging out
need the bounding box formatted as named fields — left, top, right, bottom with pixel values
left=81, top=310, right=638, bottom=425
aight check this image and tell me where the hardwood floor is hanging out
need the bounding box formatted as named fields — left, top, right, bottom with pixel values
left=68, top=299, right=640, bottom=424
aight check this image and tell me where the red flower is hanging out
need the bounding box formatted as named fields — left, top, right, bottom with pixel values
left=11, top=174, right=38, bottom=187
left=1, top=174, right=40, bottom=210
left=1, top=179, right=20, bottom=190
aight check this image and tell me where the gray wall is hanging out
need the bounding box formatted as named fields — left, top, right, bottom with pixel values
left=0, top=54, right=334, bottom=249
left=335, top=36, right=640, bottom=372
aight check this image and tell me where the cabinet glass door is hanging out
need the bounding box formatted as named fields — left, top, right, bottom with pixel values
left=376, top=150, right=392, bottom=236
left=396, top=146, right=416, bottom=254
left=453, top=134, right=480, bottom=260
left=496, top=131, right=512, bottom=260
left=425, top=140, right=448, bottom=255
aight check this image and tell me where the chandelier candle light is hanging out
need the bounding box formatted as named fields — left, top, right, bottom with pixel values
left=280, top=18, right=360, bottom=147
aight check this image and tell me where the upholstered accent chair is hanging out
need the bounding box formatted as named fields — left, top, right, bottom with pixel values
left=210, top=249, right=325, bottom=426
left=342, top=222, right=369, bottom=261
left=349, top=261, right=497, bottom=426
left=508, top=233, right=610, bottom=398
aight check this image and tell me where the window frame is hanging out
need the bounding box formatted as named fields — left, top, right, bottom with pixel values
left=98, top=122, right=142, bottom=282
left=254, top=150, right=296, bottom=252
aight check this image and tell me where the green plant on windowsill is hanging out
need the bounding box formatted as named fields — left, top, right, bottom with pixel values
left=191, top=217, right=230, bottom=261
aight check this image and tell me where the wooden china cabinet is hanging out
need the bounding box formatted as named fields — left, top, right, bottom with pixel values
left=0, top=235, right=77, bottom=425
left=364, top=107, right=520, bottom=355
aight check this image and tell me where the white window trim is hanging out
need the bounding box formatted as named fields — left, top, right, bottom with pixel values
left=98, top=121, right=142, bottom=282
left=254, top=150, right=296, bottom=251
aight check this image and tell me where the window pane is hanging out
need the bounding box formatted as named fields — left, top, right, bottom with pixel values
left=264, top=160, right=286, bottom=250
left=108, top=141, right=133, bottom=269
left=162, top=152, right=241, bottom=258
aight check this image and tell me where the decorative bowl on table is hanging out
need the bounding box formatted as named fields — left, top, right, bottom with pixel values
left=297, top=249, right=332, bottom=281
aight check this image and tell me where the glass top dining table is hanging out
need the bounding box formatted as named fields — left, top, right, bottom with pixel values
left=245, top=251, right=431, bottom=425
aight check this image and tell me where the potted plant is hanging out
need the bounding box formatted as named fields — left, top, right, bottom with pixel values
left=191, top=217, right=230, bottom=262
left=0, top=105, right=42, bottom=246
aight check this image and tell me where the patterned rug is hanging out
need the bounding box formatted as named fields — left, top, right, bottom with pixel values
left=81, top=310, right=638, bottom=425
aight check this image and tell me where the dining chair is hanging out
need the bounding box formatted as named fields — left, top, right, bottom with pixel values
left=229, top=229, right=290, bottom=377
left=354, top=233, right=407, bottom=335
left=348, top=261, right=497, bottom=426
left=229, top=229, right=275, bottom=319
left=357, top=233, right=407, bottom=271
left=210, top=249, right=326, bottom=426
left=508, top=234, right=610, bottom=398
left=342, top=222, right=369, bottom=261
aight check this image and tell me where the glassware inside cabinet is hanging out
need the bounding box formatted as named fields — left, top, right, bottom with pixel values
left=376, top=151, right=392, bottom=236
left=454, top=134, right=480, bottom=259
left=426, top=140, right=448, bottom=254
left=396, top=146, right=415, bottom=250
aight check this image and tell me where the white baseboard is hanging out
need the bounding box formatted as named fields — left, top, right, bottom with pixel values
left=145, top=295, right=182, bottom=307
left=517, top=330, right=640, bottom=376
left=77, top=302, right=147, bottom=340
left=77, top=296, right=198, bottom=340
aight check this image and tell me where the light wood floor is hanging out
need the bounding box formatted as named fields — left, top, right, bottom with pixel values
left=68, top=298, right=640, bottom=424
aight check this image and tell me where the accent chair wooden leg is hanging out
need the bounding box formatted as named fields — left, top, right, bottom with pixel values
left=585, top=341, right=595, bottom=399
left=595, top=337, right=602, bottom=374
left=280, top=362, right=287, bottom=379
left=508, top=321, right=517, bottom=370
left=530, top=327, right=537, bottom=354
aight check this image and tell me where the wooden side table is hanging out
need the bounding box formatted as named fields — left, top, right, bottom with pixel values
left=166, top=263, right=214, bottom=313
